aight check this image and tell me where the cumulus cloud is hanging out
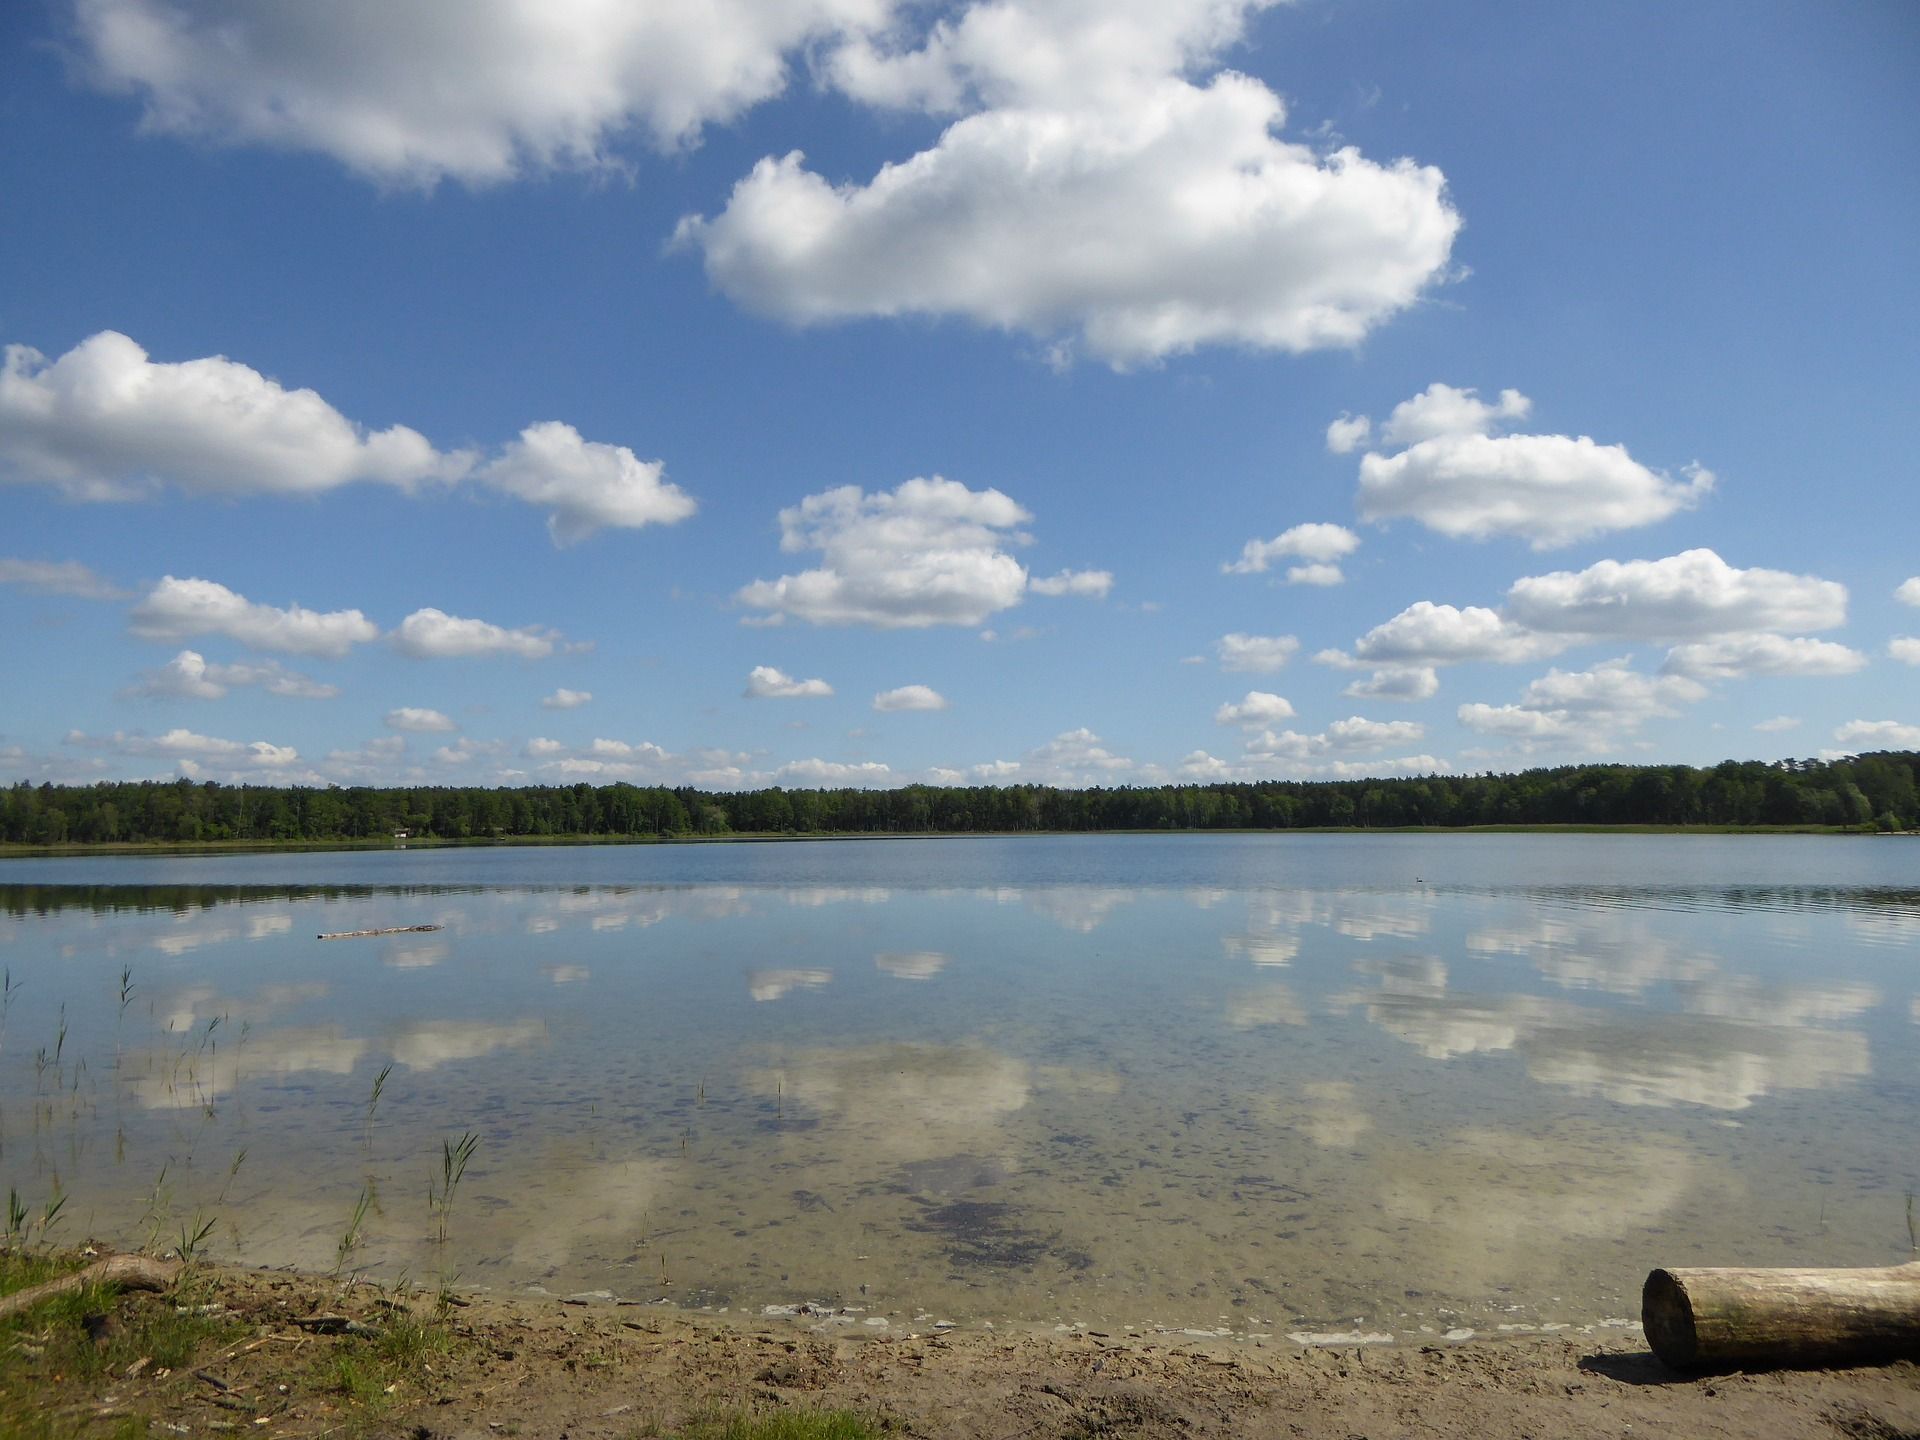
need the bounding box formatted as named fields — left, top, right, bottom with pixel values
left=1505, top=549, right=1848, bottom=639
left=1457, top=660, right=1706, bottom=749
left=392, top=607, right=566, bottom=659
left=125, top=649, right=338, bottom=701
left=386, top=707, right=458, bottom=733
left=1325, top=413, right=1371, bottom=455
left=0, top=557, right=128, bottom=599
left=1028, top=568, right=1113, bottom=597
left=1, top=332, right=466, bottom=501
left=476, top=421, right=695, bottom=544
left=130, top=576, right=379, bottom=658
left=1340, top=666, right=1439, bottom=703
left=874, top=684, right=949, bottom=712
left=1340, top=601, right=1559, bottom=668
left=1216, top=632, right=1299, bottom=673
left=71, top=0, right=895, bottom=186
left=1222, top=522, right=1359, bottom=583
left=1244, top=715, right=1425, bottom=759
left=736, top=476, right=1043, bottom=628
left=541, top=688, right=592, bottom=709
left=1753, top=716, right=1801, bottom=733
left=961, top=727, right=1134, bottom=786
left=745, top=665, right=834, bottom=698
left=775, top=758, right=894, bottom=785
left=1833, top=720, right=1920, bottom=750
left=1897, top=578, right=1920, bottom=607
left=1214, top=691, right=1294, bottom=728
left=681, top=69, right=1459, bottom=367
left=1, top=333, right=694, bottom=543
left=1891, top=637, right=1920, bottom=666
left=1351, top=383, right=1713, bottom=549
left=67, top=727, right=304, bottom=774
left=1661, top=634, right=1868, bottom=680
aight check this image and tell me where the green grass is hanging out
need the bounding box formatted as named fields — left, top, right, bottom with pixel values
left=648, top=1410, right=889, bottom=1440
left=1, top=1249, right=239, bottom=1439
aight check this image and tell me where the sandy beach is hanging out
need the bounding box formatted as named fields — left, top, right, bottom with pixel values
left=15, top=1261, right=1919, bottom=1439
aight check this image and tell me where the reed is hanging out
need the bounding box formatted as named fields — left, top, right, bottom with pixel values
left=334, top=1182, right=374, bottom=1280
left=430, top=1131, right=480, bottom=1250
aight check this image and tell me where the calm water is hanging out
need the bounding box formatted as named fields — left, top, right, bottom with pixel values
left=2, top=835, right=1915, bottom=1343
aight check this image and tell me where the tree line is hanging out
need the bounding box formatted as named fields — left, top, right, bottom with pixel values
left=3, top=752, right=1915, bottom=846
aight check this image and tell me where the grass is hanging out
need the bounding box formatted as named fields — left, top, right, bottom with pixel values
left=645, top=1411, right=889, bottom=1440
left=0, top=1247, right=241, bottom=1432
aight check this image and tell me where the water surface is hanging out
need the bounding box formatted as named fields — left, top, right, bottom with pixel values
left=2, top=835, right=1914, bottom=1343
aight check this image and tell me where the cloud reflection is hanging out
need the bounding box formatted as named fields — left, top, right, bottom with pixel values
left=747, top=968, right=833, bottom=1001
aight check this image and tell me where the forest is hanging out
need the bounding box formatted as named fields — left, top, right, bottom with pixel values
left=2, top=752, right=1916, bottom=846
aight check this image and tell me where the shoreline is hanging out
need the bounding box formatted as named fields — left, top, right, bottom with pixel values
left=10, top=1257, right=1918, bottom=1438
left=0, top=822, right=1873, bottom=860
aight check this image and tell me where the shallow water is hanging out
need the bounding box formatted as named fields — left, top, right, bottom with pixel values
left=2, top=835, right=1915, bottom=1342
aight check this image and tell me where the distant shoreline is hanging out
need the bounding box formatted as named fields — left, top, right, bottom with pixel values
left=0, top=822, right=1888, bottom=860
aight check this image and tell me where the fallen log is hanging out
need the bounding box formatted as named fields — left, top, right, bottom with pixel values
left=316, top=925, right=442, bottom=940
left=1643, top=1261, right=1920, bottom=1370
left=0, top=1253, right=184, bottom=1320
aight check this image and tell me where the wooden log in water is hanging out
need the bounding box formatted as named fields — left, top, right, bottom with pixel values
left=1643, top=1261, right=1920, bottom=1370
left=316, top=924, right=443, bottom=940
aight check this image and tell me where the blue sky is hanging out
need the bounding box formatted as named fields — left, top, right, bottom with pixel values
left=2, top=0, right=1916, bottom=792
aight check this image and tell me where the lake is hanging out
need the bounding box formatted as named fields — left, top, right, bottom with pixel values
left=1, top=834, right=1915, bottom=1344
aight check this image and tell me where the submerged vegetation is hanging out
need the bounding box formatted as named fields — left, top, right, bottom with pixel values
left=2, top=751, right=1917, bottom=847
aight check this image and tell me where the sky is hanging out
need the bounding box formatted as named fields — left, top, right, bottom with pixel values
left=1, top=0, right=1917, bottom=793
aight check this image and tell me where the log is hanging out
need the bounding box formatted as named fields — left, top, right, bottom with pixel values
left=316, top=924, right=442, bottom=940
left=1643, top=1261, right=1920, bottom=1370
left=0, top=1253, right=184, bottom=1320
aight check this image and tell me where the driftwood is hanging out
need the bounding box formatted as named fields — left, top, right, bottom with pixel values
left=1643, top=1261, right=1920, bottom=1370
left=316, top=924, right=442, bottom=940
left=0, top=1253, right=184, bottom=1320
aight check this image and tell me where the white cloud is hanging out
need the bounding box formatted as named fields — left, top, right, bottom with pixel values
left=1896, top=578, right=1920, bottom=607
left=680, top=68, right=1459, bottom=367
left=1028, top=568, right=1113, bottom=597
left=736, top=476, right=1038, bottom=628
left=1, top=332, right=466, bottom=501
left=1353, top=383, right=1712, bottom=549
left=1343, top=601, right=1558, bottom=667
left=1661, top=633, right=1869, bottom=680
left=746, top=665, right=834, bottom=698
left=125, top=649, right=338, bottom=701
left=0, top=557, right=128, bottom=599
left=775, top=758, right=894, bottom=786
left=67, top=727, right=303, bottom=772
left=1891, top=637, right=1920, bottom=666
left=72, top=0, right=897, bottom=187
left=1457, top=660, right=1705, bottom=749
left=1753, top=716, right=1801, bottom=733
left=0, top=334, right=695, bottom=546
left=392, top=607, right=564, bottom=659
left=1341, top=666, right=1439, bottom=703
left=1216, top=632, right=1298, bottom=673
left=476, top=421, right=695, bottom=545
left=1505, top=550, right=1848, bottom=639
left=874, top=684, right=949, bottom=712
left=1378, top=382, right=1530, bottom=446
left=386, top=707, right=458, bottom=733
left=541, top=688, right=592, bottom=709
left=1833, top=720, right=1920, bottom=750
left=130, top=576, right=379, bottom=658
left=1222, top=522, right=1358, bottom=580
left=965, top=727, right=1134, bottom=786
left=1325, top=413, right=1371, bottom=455
left=1244, top=716, right=1424, bottom=758
left=1214, top=691, right=1294, bottom=728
